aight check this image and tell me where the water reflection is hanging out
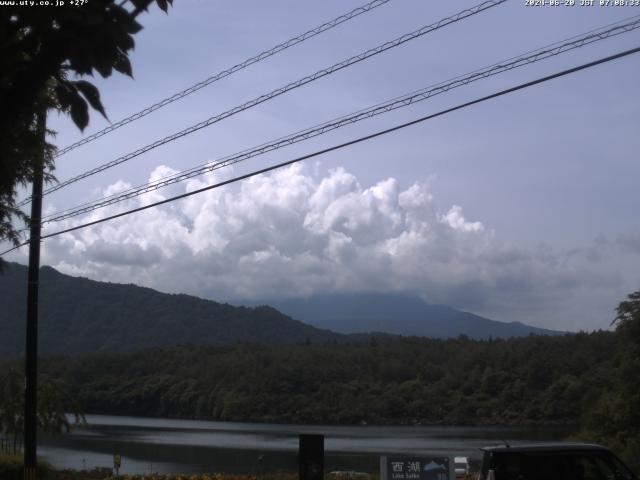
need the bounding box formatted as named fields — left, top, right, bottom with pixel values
left=38, top=415, right=576, bottom=475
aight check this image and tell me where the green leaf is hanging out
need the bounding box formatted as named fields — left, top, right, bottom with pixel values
left=110, top=5, right=143, bottom=35
left=69, top=94, right=89, bottom=131
left=128, top=0, right=151, bottom=8
left=93, top=52, right=114, bottom=78
left=113, top=52, right=133, bottom=77
left=115, top=29, right=135, bottom=52
left=129, top=19, right=144, bottom=35
left=67, top=46, right=94, bottom=76
left=74, top=80, right=108, bottom=120
left=156, top=0, right=168, bottom=12
left=54, top=83, right=73, bottom=110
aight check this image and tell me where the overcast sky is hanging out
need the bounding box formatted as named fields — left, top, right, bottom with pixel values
left=5, top=0, right=640, bottom=331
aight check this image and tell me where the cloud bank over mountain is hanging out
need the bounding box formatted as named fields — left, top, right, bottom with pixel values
left=14, top=163, right=638, bottom=331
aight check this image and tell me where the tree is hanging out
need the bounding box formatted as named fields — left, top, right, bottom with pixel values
left=0, top=367, right=82, bottom=454
left=581, top=290, right=640, bottom=473
left=0, top=0, right=173, bottom=263
left=0, top=368, right=23, bottom=454
left=613, top=290, right=640, bottom=345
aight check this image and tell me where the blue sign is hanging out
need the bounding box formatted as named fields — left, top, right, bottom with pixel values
left=385, top=456, right=450, bottom=480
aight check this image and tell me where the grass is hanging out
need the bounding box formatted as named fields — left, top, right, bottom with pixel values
left=51, top=472, right=379, bottom=480
left=0, top=452, right=51, bottom=480
left=2, top=455, right=380, bottom=480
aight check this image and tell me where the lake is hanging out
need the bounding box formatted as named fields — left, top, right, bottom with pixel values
left=38, top=415, right=576, bottom=475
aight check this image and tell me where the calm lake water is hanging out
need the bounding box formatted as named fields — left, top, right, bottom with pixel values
left=38, top=415, right=576, bottom=475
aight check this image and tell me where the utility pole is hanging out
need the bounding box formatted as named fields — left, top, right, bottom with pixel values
left=24, top=108, right=46, bottom=480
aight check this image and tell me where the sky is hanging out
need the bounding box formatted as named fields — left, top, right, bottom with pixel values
left=4, top=0, right=640, bottom=331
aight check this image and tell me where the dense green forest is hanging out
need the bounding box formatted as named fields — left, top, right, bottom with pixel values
left=1, top=291, right=638, bottom=471
left=2, top=332, right=617, bottom=426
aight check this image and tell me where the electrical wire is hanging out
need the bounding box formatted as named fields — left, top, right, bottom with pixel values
left=54, top=0, right=392, bottom=158
left=3, top=44, right=638, bottom=257
left=19, top=0, right=506, bottom=206
left=39, top=16, right=640, bottom=225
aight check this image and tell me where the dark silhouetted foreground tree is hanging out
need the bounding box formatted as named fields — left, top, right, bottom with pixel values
left=614, top=290, right=640, bottom=344
left=582, top=290, right=640, bottom=473
left=0, top=0, right=173, bottom=264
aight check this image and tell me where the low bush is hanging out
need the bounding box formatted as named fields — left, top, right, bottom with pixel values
left=0, top=453, right=51, bottom=480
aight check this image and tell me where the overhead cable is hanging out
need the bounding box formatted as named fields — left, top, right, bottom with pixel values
left=3, top=44, right=637, bottom=257
left=39, top=16, right=640, bottom=224
left=54, top=0, right=393, bottom=158
left=25, top=0, right=506, bottom=204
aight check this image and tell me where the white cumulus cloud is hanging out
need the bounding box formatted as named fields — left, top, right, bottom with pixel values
left=13, top=163, right=638, bottom=332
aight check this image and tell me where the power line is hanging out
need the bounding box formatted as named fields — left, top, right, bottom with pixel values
left=22, top=0, right=506, bottom=205
left=54, top=0, right=392, bottom=158
left=39, top=16, right=640, bottom=225
left=3, top=44, right=638, bottom=257
left=41, top=15, right=640, bottom=222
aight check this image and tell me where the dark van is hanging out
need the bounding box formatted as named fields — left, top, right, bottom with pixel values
left=478, top=443, right=637, bottom=480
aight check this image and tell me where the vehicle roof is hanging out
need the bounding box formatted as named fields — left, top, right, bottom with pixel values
left=480, top=443, right=611, bottom=453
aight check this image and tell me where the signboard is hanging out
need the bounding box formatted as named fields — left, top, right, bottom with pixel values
left=299, top=434, right=324, bottom=480
left=114, top=453, right=122, bottom=478
left=381, top=456, right=452, bottom=480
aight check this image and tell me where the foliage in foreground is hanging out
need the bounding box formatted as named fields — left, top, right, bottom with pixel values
left=0, top=0, right=173, bottom=261
left=0, top=367, right=85, bottom=454
left=110, top=475, right=297, bottom=480
left=577, top=290, right=640, bottom=472
left=0, top=453, right=50, bottom=480
left=49, top=473, right=375, bottom=480
left=104, top=475, right=375, bottom=480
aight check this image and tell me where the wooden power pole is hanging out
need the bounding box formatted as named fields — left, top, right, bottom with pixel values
left=24, top=109, right=46, bottom=480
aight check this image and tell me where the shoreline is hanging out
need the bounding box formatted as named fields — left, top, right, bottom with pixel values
left=71, top=412, right=581, bottom=430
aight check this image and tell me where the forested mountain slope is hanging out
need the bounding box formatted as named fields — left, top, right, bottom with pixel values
left=1, top=263, right=559, bottom=357
left=0, top=262, right=344, bottom=356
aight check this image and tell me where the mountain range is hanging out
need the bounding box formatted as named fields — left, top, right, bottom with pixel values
left=0, top=262, right=342, bottom=356
left=0, top=262, right=561, bottom=356
left=266, top=293, right=559, bottom=339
